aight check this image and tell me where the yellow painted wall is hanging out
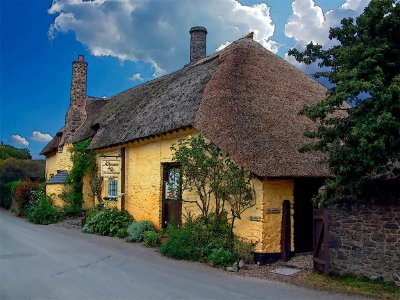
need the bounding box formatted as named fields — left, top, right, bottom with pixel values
left=125, top=130, right=197, bottom=227
left=45, top=144, right=73, bottom=180
left=82, top=174, right=95, bottom=209
left=95, top=147, right=122, bottom=210
left=261, top=179, right=294, bottom=253
left=95, top=129, right=292, bottom=253
left=46, top=184, right=65, bottom=207
left=45, top=144, right=96, bottom=209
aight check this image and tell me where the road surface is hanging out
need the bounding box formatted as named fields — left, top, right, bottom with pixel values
left=0, top=209, right=361, bottom=300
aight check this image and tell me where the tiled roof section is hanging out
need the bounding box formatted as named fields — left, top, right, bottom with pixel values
left=46, top=170, right=68, bottom=184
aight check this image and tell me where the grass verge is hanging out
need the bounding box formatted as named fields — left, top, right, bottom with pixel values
left=304, top=271, right=400, bottom=300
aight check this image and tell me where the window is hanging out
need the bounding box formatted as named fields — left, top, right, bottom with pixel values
left=108, top=178, right=118, bottom=199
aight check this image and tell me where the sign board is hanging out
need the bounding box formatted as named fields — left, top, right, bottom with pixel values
left=249, top=216, right=261, bottom=222
left=101, top=159, right=120, bottom=177
left=266, top=208, right=281, bottom=214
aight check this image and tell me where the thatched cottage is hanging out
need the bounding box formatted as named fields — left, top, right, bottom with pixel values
left=42, top=27, right=329, bottom=262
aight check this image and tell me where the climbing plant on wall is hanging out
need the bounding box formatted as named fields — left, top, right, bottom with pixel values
left=65, top=138, right=102, bottom=211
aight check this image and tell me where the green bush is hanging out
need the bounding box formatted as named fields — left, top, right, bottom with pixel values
left=233, top=238, right=254, bottom=264
left=143, top=230, right=161, bottom=247
left=116, top=228, right=127, bottom=239
left=14, top=180, right=41, bottom=214
left=0, top=179, right=22, bottom=209
left=208, top=247, right=236, bottom=267
left=81, top=208, right=132, bottom=236
left=27, top=193, right=60, bottom=225
left=160, top=214, right=234, bottom=262
left=126, top=221, right=154, bottom=242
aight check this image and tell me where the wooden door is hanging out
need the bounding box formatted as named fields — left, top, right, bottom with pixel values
left=313, top=209, right=329, bottom=274
left=281, top=200, right=291, bottom=261
left=162, top=164, right=182, bottom=229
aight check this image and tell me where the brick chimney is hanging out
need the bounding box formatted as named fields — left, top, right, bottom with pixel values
left=190, top=26, right=207, bottom=63
left=64, top=55, right=88, bottom=143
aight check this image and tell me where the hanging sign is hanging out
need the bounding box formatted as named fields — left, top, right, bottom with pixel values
left=101, top=159, right=120, bottom=176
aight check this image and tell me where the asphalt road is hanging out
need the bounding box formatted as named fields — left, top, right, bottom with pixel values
left=0, top=210, right=360, bottom=300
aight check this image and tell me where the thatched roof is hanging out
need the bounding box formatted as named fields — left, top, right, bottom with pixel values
left=40, top=98, right=108, bottom=156
left=71, top=99, right=109, bottom=143
left=194, top=38, right=330, bottom=177
left=40, top=128, right=64, bottom=156
left=51, top=36, right=331, bottom=178
left=84, top=38, right=329, bottom=177
left=88, top=54, right=219, bottom=149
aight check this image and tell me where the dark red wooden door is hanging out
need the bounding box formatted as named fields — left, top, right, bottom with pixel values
left=162, top=164, right=182, bottom=229
left=281, top=200, right=291, bottom=261
left=313, top=209, right=329, bottom=274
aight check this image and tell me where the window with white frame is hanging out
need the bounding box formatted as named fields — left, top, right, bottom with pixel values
left=108, top=178, right=118, bottom=199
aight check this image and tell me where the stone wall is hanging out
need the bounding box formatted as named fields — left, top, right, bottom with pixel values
left=64, top=56, right=87, bottom=143
left=327, top=196, right=400, bottom=282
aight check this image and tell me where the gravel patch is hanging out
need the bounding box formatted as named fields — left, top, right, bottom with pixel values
left=234, top=254, right=317, bottom=289
left=53, top=216, right=83, bottom=230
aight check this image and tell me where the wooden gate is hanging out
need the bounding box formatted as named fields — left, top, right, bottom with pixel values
left=313, top=209, right=329, bottom=274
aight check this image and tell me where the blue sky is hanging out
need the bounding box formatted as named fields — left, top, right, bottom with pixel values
left=0, top=0, right=370, bottom=159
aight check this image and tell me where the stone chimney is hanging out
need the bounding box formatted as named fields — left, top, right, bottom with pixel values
left=64, top=55, right=88, bottom=143
left=190, top=26, right=207, bottom=63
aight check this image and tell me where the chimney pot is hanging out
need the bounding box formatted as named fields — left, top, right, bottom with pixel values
left=78, top=55, right=84, bottom=61
left=190, top=26, right=207, bottom=63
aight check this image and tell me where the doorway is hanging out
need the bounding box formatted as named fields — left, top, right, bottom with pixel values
left=162, top=163, right=182, bottom=229
left=293, top=178, right=325, bottom=253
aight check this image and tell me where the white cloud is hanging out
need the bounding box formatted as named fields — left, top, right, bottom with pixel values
left=31, top=131, right=53, bottom=143
left=128, top=73, right=144, bottom=81
left=285, top=0, right=370, bottom=49
left=48, top=0, right=277, bottom=77
left=216, top=41, right=232, bottom=52
left=10, top=135, right=29, bottom=147
left=284, top=0, right=370, bottom=73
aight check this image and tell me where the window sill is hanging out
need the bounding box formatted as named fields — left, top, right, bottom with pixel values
left=103, top=197, right=118, bottom=201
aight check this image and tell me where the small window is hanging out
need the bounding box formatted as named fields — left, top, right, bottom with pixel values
left=108, top=178, right=118, bottom=199
left=58, top=145, right=63, bottom=153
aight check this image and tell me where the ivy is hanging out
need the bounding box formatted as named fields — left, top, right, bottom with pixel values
left=65, top=138, right=101, bottom=210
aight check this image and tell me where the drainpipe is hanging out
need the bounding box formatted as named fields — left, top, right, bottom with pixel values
left=121, top=147, right=126, bottom=211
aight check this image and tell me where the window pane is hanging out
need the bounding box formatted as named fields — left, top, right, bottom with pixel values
left=108, top=179, right=118, bottom=198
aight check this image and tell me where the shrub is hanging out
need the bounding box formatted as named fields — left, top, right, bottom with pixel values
left=0, top=179, right=22, bottom=209
left=27, top=192, right=60, bottom=225
left=160, top=214, right=233, bottom=262
left=81, top=208, right=132, bottom=236
left=60, top=189, right=84, bottom=217
left=116, top=228, right=127, bottom=239
left=126, top=221, right=154, bottom=242
left=14, top=180, right=40, bottom=214
left=208, top=247, right=236, bottom=267
left=143, top=230, right=161, bottom=247
left=233, top=238, right=254, bottom=264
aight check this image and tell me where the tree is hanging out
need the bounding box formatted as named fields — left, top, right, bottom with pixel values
left=0, top=144, right=31, bottom=160
left=171, top=135, right=255, bottom=232
left=288, top=0, right=399, bottom=203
